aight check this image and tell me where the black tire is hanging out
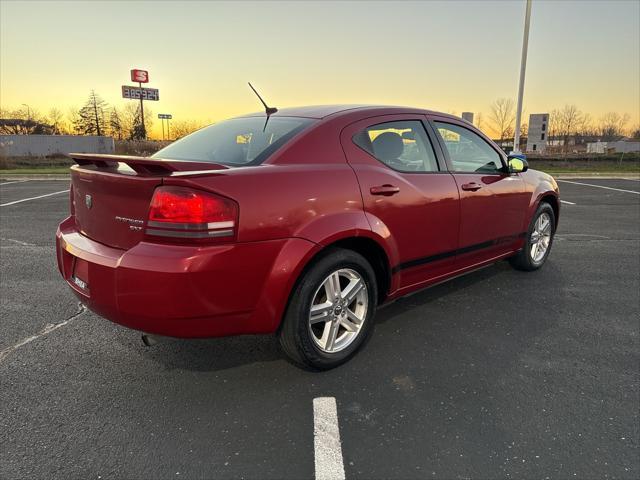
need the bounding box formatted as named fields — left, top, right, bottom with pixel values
left=509, top=202, right=556, bottom=271
left=279, top=248, right=377, bottom=370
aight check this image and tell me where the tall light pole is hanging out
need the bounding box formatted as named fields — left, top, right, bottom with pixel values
left=138, top=80, right=146, bottom=140
left=21, top=103, right=31, bottom=135
left=512, top=0, right=532, bottom=154
left=21, top=103, right=31, bottom=119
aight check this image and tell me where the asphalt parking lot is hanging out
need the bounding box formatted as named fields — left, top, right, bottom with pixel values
left=1, top=177, right=639, bottom=479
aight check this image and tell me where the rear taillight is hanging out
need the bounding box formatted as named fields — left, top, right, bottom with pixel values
left=146, top=186, right=238, bottom=242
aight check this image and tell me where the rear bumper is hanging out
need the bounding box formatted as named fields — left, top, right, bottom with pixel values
left=56, top=216, right=318, bottom=337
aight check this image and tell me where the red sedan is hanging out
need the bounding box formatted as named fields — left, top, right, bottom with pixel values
left=56, top=105, right=559, bottom=369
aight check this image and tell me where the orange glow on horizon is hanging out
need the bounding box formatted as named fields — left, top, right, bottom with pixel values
left=1, top=1, right=638, bottom=140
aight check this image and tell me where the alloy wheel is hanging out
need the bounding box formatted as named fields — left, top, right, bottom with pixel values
left=308, top=268, right=368, bottom=353
left=530, top=212, right=552, bottom=263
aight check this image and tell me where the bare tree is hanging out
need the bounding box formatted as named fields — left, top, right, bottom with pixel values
left=133, top=105, right=153, bottom=140
left=66, top=107, right=83, bottom=135
left=598, top=112, right=630, bottom=141
left=75, top=91, right=109, bottom=136
left=475, top=112, right=484, bottom=132
left=121, top=103, right=137, bottom=138
left=109, top=107, right=124, bottom=140
left=0, top=106, right=47, bottom=134
left=48, top=108, right=65, bottom=134
left=122, top=103, right=153, bottom=140
left=489, top=98, right=515, bottom=141
left=557, top=104, right=583, bottom=151
left=546, top=109, right=561, bottom=146
left=577, top=112, right=594, bottom=136
left=0, top=107, right=23, bottom=134
left=170, top=120, right=205, bottom=140
left=630, top=124, right=640, bottom=139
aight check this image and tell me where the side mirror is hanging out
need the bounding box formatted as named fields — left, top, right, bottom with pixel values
left=508, top=154, right=528, bottom=173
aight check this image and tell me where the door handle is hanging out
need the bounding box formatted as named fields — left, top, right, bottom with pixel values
left=370, top=184, right=400, bottom=196
left=461, top=182, right=482, bottom=191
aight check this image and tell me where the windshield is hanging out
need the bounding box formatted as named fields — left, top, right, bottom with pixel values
left=152, top=116, right=315, bottom=165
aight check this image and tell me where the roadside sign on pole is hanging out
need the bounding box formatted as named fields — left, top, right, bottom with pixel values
left=158, top=114, right=172, bottom=119
left=131, top=69, right=149, bottom=83
left=122, top=85, right=159, bottom=101
left=123, top=69, right=154, bottom=140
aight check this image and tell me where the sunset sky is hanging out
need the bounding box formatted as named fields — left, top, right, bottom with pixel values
left=1, top=0, right=639, bottom=139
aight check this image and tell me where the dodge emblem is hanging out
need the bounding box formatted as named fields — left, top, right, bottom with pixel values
left=85, top=194, right=92, bottom=209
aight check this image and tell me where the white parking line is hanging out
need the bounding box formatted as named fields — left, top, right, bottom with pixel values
left=0, top=304, right=86, bottom=364
left=0, top=180, right=30, bottom=186
left=0, top=189, right=69, bottom=207
left=0, top=237, right=37, bottom=247
left=557, top=180, right=640, bottom=195
left=314, top=397, right=346, bottom=480
left=560, top=200, right=576, bottom=205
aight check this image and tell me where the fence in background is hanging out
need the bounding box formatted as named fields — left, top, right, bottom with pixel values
left=0, top=135, right=114, bottom=157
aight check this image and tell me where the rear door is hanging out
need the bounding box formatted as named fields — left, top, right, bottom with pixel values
left=341, top=115, right=460, bottom=289
left=428, top=116, right=528, bottom=267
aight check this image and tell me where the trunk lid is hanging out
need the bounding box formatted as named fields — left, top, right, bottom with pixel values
left=70, top=154, right=229, bottom=250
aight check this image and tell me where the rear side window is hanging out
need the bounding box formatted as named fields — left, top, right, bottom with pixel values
left=153, top=116, right=315, bottom=166
left=434, top=122, right=504, bottom=173
left=353, top=120, right=439, bottom=172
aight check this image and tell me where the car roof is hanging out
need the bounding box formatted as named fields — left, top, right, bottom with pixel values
left=240, top=104, right=456, bottom=120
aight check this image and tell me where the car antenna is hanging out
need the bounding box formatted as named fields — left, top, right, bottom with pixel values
left=248, top=82, right=278, bottom=131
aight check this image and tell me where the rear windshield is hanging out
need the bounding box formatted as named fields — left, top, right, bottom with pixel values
left=152, top=116, right=315, bottom=166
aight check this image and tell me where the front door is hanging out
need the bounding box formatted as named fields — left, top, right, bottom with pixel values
left=341, top=115, right=460, bottom=290
left=429, top=117, right=528, bottom=268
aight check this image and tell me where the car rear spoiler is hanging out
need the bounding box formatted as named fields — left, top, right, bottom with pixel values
left=70, top=153, right=230, bottom=176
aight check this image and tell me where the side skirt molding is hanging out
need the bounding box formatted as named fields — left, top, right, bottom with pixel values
left=391, top=232, right=527, bottom=274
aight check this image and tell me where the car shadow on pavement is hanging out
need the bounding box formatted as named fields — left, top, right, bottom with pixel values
left=138, top=333, right=284, bottom=372
left=374, top=261, right=514, bottom=325
left=136, top=258, right=563, bottom=373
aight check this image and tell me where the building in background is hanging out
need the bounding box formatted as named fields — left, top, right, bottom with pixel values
left=586, top=141, right=607, bottom=154
left=526, top=113, right=549, bottom=153
left=587, top=139, right=640, bottom=154
left=461, top=112, right=474, bottom=124
left=608, top=139, right=640, bottom=153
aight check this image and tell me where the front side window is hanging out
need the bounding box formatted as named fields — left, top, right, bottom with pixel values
left=434, top=122, right=504, bottom=173
left=152, top=116, right=315, bottom=166
left=353, top=120, right=439, bottom=172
